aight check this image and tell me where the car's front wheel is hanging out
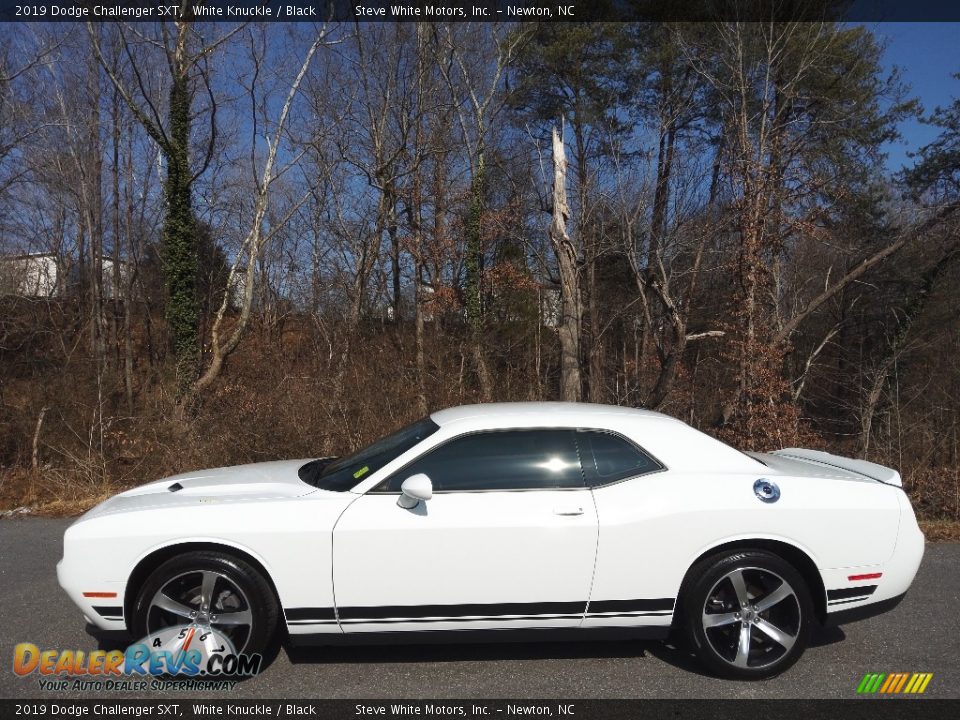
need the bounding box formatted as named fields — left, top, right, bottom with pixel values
left=131, top=551, right=279, bottom=659
left=681, top=549, right=813, bottom=679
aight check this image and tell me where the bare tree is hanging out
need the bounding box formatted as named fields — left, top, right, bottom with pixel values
left=549, top=122, right=582, bottom=401
left=193, top=26, right=333, bottom=395
left=438, top=24, right=531, bottom=399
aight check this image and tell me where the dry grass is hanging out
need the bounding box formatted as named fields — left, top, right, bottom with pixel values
left=0, top=468, right=117, bottom=517
left=918, top=520, right=960, bottom=542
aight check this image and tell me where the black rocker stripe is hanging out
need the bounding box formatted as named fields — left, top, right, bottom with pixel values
left=587, top=598, right=675, bottom=613
left=285, top=607, right=336, bottom=622
left=827, top=585, right=878, bottom=602
left=92, top=606, right=123, bottom=619
left=828, top=596, right=874, bottom=606
left=285, top=599, right=677, bottom=624
left=338, top=611, right=674, bottom=624
left=585, top=611, right=673, bottom=618
left=286, top=620, right=339, bottom=626
left=339, top=614, right=586, bottom=625
left=336, top=600, right=587, bottom=621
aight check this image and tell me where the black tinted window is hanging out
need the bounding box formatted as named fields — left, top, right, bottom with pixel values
left=301, top=417, right=439, bottom=491
left=381, top=429, right=584, bottom=491
left=578, top=431, right=662, bottom=486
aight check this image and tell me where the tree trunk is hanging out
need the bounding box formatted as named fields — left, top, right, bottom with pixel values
left=587, top=257, right=602, bottom=402
left=415, top=266, right=428, bottom=416
left=388, top=181, right=402, bottom=322
left=122, top=129, right=137, bottom=414
left=570, top=117, right=600, bottom=403
left=649, top=122, right=676, bottom=272
left=465, top=148, right=492, bottom=400
left=86, top=44, right=106, bottom=369
left=110, top=87, right=121, bottom=373
left=550, top=123, right=582, bottom=402
left=163, top=25, right=199, bottom=401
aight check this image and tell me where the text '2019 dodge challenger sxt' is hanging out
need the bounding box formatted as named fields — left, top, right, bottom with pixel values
left=58, top=402, right=924, bottom=679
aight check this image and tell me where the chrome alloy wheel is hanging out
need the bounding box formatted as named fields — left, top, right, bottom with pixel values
left=147, top=570, right=254, bottom=654
left=701, top=566, right=801, bottom=670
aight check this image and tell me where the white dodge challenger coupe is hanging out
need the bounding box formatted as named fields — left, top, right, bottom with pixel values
left=58, top=402, right=924, bottom=679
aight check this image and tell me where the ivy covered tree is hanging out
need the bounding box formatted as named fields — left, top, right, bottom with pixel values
left=687, top=22, right=914, bottom=445
left=88, top=8, right=235, bottom=401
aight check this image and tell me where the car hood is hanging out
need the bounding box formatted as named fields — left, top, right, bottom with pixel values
left=80, top=459, right=325, bottom=520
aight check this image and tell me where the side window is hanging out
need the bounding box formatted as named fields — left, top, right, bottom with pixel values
left=379, top=429, right=584, bottom=492
left=577, top=430, right=663, bottom=486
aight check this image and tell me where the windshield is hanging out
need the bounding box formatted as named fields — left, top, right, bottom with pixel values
left=298, top=417, right=440, bottom=492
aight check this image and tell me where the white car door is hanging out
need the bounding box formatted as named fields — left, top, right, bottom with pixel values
left=331, top=428, right=599, bottom=633
left=574, top=429, right=678, bottom=630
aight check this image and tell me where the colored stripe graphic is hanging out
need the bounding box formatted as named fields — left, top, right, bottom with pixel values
left=879, top=674, right=897, bottom=693
left=894, top=674, right=910, bottom=693
left=857, top=672, right=933, bottom=694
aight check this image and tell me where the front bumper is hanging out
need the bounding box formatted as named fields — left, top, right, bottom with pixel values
left=57, top=555, right=128, bottom=631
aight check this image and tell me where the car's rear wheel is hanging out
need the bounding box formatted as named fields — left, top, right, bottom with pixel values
left=131, top=551, right=278, bottom=659
left=681, top=549, right=813, bottom=679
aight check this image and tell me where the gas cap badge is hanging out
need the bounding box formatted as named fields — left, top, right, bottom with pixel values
left=754, top=478, right=781, bottom=503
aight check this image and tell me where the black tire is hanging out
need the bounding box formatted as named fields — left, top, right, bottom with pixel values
left=680, top=549, right=813, bottom=680
left=131, top=551, right=279, bottom=658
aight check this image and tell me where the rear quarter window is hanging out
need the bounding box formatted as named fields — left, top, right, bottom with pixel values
left=577, top=430, right=664, bottom=486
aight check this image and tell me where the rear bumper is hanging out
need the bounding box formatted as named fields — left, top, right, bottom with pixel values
left=879, top=491, right=926, bottom=602
left=822, top=591, right=907, bottom=628
left=821, top=489, right=924, bottom=626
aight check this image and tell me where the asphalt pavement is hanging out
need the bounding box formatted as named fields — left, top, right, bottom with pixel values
left=0, top=518, right=956, bottom=699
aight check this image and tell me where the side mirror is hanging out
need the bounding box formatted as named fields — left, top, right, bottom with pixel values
left=397, top=473, right=433, bottom=509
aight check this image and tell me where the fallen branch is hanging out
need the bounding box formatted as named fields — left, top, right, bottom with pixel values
left=685, top=330, right=726, bottom=341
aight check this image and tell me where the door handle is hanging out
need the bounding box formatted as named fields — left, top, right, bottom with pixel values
left=553, top=507, right=584, bottom=516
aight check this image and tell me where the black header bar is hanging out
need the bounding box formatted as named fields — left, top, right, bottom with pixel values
left=0, top=700, right=957, bottom=720
left=2, top=1, right=960, bottom=24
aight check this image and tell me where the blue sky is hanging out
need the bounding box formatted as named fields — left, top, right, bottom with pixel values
left=872, top=22, right=960, bottom=173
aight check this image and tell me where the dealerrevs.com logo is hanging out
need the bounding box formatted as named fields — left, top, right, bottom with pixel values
left=13, top=626, right=262, bottom=692
left=857, top=673, right=934, bottom=695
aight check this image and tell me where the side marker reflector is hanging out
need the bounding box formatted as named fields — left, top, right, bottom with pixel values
left=847, top=572, right=882, bottom=581
left=82, top=592, right=118, bottom=598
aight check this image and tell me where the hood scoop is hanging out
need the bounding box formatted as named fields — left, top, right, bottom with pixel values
left=168, top=482, right=183, bottom=492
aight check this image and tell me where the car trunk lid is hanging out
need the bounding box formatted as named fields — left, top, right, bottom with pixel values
left=765, top=448, right=902, bottom=487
